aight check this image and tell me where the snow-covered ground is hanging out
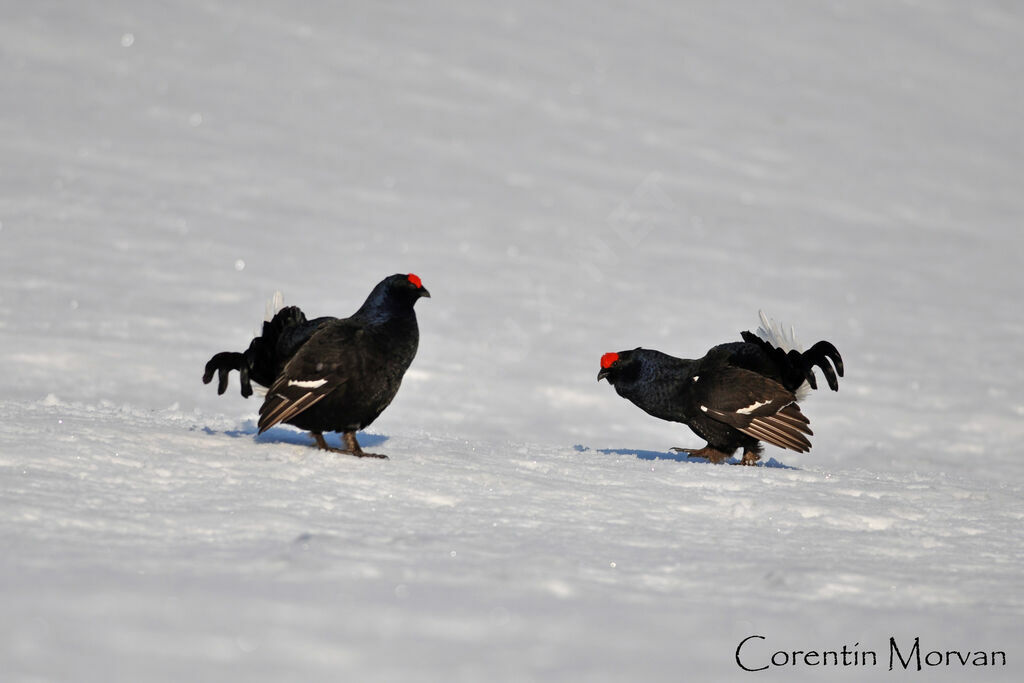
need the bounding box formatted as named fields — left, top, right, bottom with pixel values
left=2, top=1, right=1022, bottom=680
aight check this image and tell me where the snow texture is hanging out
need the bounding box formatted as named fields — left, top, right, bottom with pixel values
left=2, top=1, right=1022, bottom=681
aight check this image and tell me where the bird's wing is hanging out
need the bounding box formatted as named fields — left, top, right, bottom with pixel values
left=256, top=324, right=360, bottom=434
left=691, top=366, right=813, bottom=452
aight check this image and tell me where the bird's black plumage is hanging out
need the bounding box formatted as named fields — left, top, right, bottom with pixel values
left=203, top=273, right=430, bottom=458
left=597, top=321, right=843, bottom=465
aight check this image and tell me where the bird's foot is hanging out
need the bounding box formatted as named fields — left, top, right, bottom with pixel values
left=342, top=448, right=389, bottom=459
left=312, top=433, right=389, bottom=459
left=739, top=450, right=761, bottom=466
left=323, top=446, right=389, bottom=459
left=670, top=446, right=730, bottom=464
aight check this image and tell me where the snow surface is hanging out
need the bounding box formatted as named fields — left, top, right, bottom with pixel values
left=2, top=1, right=1023, bottom=681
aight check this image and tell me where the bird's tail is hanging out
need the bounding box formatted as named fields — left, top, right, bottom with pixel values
left=744, top=311, right=844, bottom=399
left=754, top=310, right=802, bottom=354
left=202, top=295, right=308, bottom=398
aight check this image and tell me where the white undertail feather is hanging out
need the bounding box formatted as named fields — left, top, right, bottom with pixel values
left=755, top=310, right=802, bottom=353
left=265, top=291, right=285, bottom=322
left=754, top=310, right=810, bottom=401
left=246, top=291, right=286, bottom=396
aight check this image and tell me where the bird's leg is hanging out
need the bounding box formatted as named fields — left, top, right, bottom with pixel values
left=737, top=442, right=764, bottom=466
left=342, top=431, right=388, bottom=460
left=310, top=432, right=388, bottom=459
left=670, top=446, right=731, bottom=464
left=739, top=450, right=761, bottom=466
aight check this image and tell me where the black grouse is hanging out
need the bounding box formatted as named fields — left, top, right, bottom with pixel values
left=202, top=273, right=430, bottom=458
left=597, top=315, right=843, bottom=465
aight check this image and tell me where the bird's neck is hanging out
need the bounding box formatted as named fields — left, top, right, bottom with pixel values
left=352, top=285, right=416, bottom=325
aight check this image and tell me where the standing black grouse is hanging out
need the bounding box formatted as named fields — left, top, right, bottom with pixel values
left=597, top=314, right=843, bottom=465
left=202, top=273, right=430, bottom=458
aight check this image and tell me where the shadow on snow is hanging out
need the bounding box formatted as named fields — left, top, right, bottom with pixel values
left=204, top=421, right=389, bottom=451
left=574, top=444, right=798, bottom=469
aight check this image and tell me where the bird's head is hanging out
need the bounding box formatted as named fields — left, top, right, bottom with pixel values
left=358, top=273, right=431, bottom=320
left=403, top=273, right=431, bottom=300
left=382, top=272, right=431, bottom=304
left=597, top=348, right=642, bottom=385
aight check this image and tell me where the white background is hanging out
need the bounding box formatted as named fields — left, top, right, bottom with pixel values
left=2, top=1, right=1021, bottom=681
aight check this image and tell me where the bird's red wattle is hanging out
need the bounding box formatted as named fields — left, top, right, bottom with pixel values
left=601, top=352, right=619, bottom=369
left=408, top=273, right=423, bottom=289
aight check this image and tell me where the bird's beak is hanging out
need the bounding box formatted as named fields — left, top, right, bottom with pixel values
left=419, top=287, right=431, bottom=298
left=597, top=368, right=610, bottom=382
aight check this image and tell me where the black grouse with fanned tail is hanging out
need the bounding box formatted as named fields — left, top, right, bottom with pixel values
left=203, top=273, right=430, bottom=458
left=597, top=321, right=843, bottom=465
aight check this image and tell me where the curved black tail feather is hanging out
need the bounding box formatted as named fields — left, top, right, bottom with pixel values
left=740, top=331, right=844, bottom=393
left=803, top=340, right=844, bottom=391
left=203, top=351, right=249, bottom=396
left=202, top=305, right=315, bottom=399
